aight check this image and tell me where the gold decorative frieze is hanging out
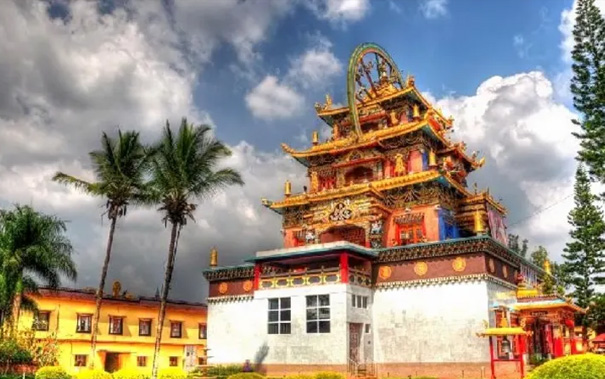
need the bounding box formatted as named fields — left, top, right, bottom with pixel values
left=259, top=270, right=341, bottom=290
left=378, top=266, right=392, bottom=280
left=207, top=294, right=254, bottom=304
left=488, top=258, right=495, bottom=273
left=242, top=280, right=253, bottom=292
left=218, top=282, right=228, bottom=294
left=503, top=265, right=509, bottom=279
left=375, top=273, right=517, bottom=290
left=452, top=257, right=467, bottom=272
left=414, top=261, right=428, bottom=276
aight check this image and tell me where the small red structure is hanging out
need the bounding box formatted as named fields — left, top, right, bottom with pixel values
left=477, top=318, right=531, bottom=379
left=591, top=333, right=605, bottom=353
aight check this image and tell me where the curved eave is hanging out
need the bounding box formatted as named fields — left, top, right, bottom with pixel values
left=437, top=145, right=485, bottom=171
left=477, top=327, right=531, bottom=337
left=513, top=302, right=586, bottom=314
left=266, top=170, right=458, bottom=210
left=462, top=193, right=508, bottom=215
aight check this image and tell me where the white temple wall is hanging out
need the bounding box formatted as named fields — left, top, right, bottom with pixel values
left=372, top=280, right=491, bottom=363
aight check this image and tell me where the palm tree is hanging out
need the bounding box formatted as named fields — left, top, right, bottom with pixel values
left=149, top=119, right=243, bottom=379
left=0, top=205, right=77, bottom=330
left=52, top=130, right=151, bottom=367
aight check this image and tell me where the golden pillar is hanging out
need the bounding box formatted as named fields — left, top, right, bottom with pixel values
left=312, top=130, right=319, bottom=145
left=412, top=104, right=420, bottom=120
left=210, top=247, right=218, bottom=267
left=284, top=180, right=292, bottom=197
left=429, top=150, right=437, bottom=168
left=474, top=210, right=485, bottom=235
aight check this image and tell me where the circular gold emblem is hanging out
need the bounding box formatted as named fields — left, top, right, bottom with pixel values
left=242, top=280, right=253, bottom=292
left=218, top=282, right=228, bottom=294
left=503, top=265, right=509, bottom=278
left=378, top=266, right=392, bottom=280
left=488, top=259, right=495, bottom=273
left=414, top=262, right=428, bottom=276
left=452, top=257, right=467, bottom=272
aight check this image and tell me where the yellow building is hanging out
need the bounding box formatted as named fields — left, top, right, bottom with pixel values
left=18, top=285, right=207, bottom=373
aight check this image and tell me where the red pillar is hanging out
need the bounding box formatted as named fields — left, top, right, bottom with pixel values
left=253, top=263, right=261, bottom=290
left=340, top=253, right=349, bottom=284
left=518, top=336, right=525, bottom=379
left=489, top=337, right=496, bottom=379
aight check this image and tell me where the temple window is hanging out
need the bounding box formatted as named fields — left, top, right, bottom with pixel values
left=268, top=297, right=291, bottom=335
left=352, top=295, right=368, bottom=309
left=345, top=166, right=374, bottom=185
left=139, top=318, right=152, bottom=336
left=169, top=357, right=179, bottom=367
left=306, top=294, right=330, bottom=333
left=108, top=316, right=124, bottom=335
left=137, top=356, right=147, bottom=367
left=170, top=321, right=183, bottom=338
left=199, top=323, right=207, bottom=339
left=394, top=213, right=425, bottom=245
left=76, top=314, right=92, bottom=333
left=74, top=355, right=87, bottom=367
left=33, top=310, right=50, bottom=331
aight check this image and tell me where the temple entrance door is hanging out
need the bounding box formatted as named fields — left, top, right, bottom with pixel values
left=104, top=353, right=120, bottom=373
left=349, top=323, right=362, bottom=364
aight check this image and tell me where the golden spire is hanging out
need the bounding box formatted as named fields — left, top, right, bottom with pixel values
left=412, top=104, right=420, bottom=120
left=544, top=259, right=552, bottom=275
left=284, top=180, right=292, bottom=197
left=429, top=150, right=437, bottom=168
left=474, top=210, right=485, bottom=235
left=210, top=247, right=218, bottom=267
left=312, top=130, right=319, bottom=145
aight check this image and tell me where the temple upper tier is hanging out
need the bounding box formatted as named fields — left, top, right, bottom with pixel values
left=262, top=43, right=508, bottom=249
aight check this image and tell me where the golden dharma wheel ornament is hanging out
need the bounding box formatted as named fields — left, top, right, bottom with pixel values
left=488, top=259, right=495, bottom=273
left=242, top=280, right=253, bottom=292
left=503, top=265, right=509, bottom=278
left=414, top=262, right=428, bottom=277
left=452, top=257, right=467, bottom=272
left=378, top=266, right=392, bottom=280
left=218, top=282, right=228, bottom=294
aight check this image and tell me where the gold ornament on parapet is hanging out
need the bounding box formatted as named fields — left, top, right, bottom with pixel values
left=414, top=262, right=428, bottom=276
left=218, top=282, right=228, bottom=294
left=452, top=257, right=467, bottom=272
left=242, top=280, right=253, bottom=292
left=503, top=265, right=508, bottom=278
left=378, top=266, right=392, bottom=280
left=488, top=259, right=495, bottom=273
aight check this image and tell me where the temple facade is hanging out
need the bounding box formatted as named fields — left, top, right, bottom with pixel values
left=203, top=43, right=583, bottom=379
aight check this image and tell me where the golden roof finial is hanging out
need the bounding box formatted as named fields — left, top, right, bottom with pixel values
left=210, top=247, right=218, bottom=267
left=544, top=259, right=552, bottom=275
left=284, top=180, right=292, bottom=197
left=325, top=94, right=333, bottom=109
left=474, top=210, right=485, bottom=235
left=312, top=130, right=319, bottom=145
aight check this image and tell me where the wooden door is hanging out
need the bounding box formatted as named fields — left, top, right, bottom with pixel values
left=349, top=323, right=362, bottom=363
left=104, top=353, right=120, bottom=373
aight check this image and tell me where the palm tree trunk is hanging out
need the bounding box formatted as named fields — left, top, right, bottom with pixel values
left=11, top=277, right=23, bottom=332
left=89, top=216, right=117, bottom=368
left=151, top=221, right=180, bottom=379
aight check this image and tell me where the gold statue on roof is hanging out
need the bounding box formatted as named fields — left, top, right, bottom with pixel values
left=310, top=171, right=319, bottom=193
left=394, top=154, right=406, bottom=176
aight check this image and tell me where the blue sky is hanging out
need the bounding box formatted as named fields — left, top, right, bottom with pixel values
left=1, top=0, right=601, bottom=300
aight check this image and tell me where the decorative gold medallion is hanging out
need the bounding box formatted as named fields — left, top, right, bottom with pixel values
left=414, top=262, right=428, bottom=276
left=452, top=257, right=467, bottom=272
left=488, top=259, right=495, bottom=273
left=242, top=280, right=253, bottom=292
left=218, top=282, right=228, bottom=294
left=503, top=265, right=508, bottom=278
left=378, top=266, right=392, bottom=280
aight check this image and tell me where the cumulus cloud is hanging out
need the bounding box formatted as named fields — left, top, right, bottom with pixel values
left=245, top=76, right=305, bottom=120
left=288, top=38, right=343, bottom=88
left=420, top=0, right=448, bottom=19
left=436, top=71, right=579, bottom=260
left=306, top=0, right=370, bottom=23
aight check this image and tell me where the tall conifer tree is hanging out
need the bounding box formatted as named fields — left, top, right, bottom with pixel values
left=563, top=165, right=605, bottom=339
left=570, top=0, right=605, bottom=183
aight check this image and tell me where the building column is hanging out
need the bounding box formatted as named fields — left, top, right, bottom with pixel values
left=340, top=253, right=349, bottom=284
left=253, top=264, right=261, bottom=290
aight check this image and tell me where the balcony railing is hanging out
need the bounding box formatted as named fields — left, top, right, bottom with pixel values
left=260, top=267, right=340, bottom=289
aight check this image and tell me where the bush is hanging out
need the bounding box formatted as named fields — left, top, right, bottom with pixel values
left=113, top=368, right=150, bottom=379
left=314, top=373, right=344, bottom=379
left=527, top=353, right=605, bottom=379
left=0, top=339, right=33, bottom=366
left=226, top=374, right=264, bottom=379
left=158, top=368, right=187, bottom=379
left=206, top=365, right=242, bottom=379
left=75, top=369, right=112, bottom=379
left=35, top=367, right=69, bottom=379
left=285, top=375, right=313, bottom=379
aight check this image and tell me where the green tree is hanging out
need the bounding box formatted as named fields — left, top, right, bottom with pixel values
left=0, top=205, right=76, bottom=329
left=570, top=0, right=605, bottom=184
left=563, top=165, right=605, bottom=342
left=531, top=246, right=549, bottom=268
left=149, top=119, right=244, bottom=379
left=588, top=293, right=605, bottom=334
left=52, top=130, right=151, bottom=366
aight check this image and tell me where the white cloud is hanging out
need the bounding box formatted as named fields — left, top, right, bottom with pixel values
left=245, top=76, right=305, bottom=121
left=436, top=71, right=579, bottom=261
left=288, top=37, right=343, bottom=88
left=306, top=0, right=370, bottom=23
left=420, top=0, right=448, bottom=19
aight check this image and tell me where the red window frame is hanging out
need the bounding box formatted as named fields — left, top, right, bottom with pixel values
left=396, top=223, right=425, bottom=245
